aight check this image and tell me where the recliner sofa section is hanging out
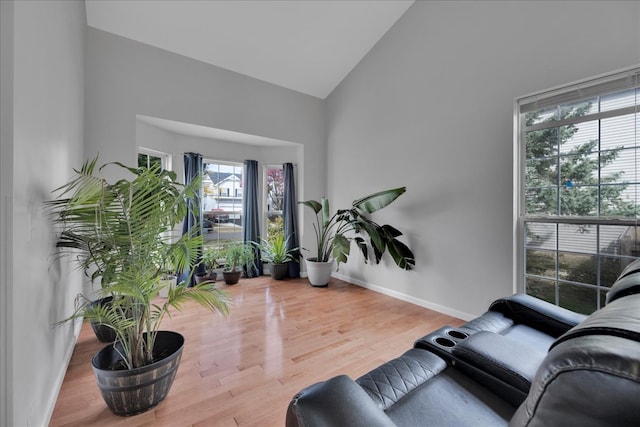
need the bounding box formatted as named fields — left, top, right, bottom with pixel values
left=286, top=264, right=640, bottom=427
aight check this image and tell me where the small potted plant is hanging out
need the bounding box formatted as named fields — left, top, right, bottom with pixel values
left=254, top=234, right=298, bottom=280
left=196, top=247, right=220, bottom=284
left=220, top=241, right=254, bottom=285
left=299, top=187, right=415, bottom=286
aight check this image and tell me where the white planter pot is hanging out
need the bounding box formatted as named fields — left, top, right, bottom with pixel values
left=305, top=258, right=334, bottom=287
left=158, top=275, right=177, bottom=298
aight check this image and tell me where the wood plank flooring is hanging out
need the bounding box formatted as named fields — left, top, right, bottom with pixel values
left=50, top=276, right=463, bottom=426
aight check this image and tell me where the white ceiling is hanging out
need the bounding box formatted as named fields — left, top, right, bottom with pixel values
left=85, top=0, right=414, bottom=100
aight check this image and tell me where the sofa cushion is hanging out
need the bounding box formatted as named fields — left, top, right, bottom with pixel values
left=386, top=368, right=516, bottom=427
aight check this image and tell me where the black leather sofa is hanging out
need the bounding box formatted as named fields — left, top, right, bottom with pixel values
left=286, top=262, right=640, bottom=427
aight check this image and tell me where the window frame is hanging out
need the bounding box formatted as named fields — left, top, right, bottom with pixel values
left=514, top=66, right=640, bottom=312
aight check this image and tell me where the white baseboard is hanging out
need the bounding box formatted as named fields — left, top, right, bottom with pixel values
left=44, top=317, right=83, bottom=426
left=332, top=273, right=477, bottom=321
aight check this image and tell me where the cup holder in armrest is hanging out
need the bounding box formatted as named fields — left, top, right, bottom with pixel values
left=435, top=337, right=456, bottom=348
left=446, top=330, right=469, bottom=340
left=414, top=326, right=471, bottom=361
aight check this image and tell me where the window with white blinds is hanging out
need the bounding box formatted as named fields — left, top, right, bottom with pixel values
left=516, top=66, right=640, bottom=314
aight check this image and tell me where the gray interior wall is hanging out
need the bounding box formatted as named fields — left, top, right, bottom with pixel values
left=85, top=27, right=323, bottom=253
left=0, top=1, right=14, bottom=425
left=326, top=0, right=640, bottom=319
left=1, top=1, right=86, bottom=426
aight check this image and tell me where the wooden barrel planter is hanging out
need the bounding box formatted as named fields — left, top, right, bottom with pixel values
left=91, top=331, right=184, bottom=416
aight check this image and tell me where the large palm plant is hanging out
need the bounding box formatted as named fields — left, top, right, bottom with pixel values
left=47, top=157, right=229, bottom=369
left=299, top=187, right=415, bottom=270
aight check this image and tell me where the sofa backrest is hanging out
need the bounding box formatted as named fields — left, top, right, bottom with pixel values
left=509, top=294, right=640, bottom=427
left=614, top=258, right=640, bottom=281
left=606, top=269, right=640, bottom=304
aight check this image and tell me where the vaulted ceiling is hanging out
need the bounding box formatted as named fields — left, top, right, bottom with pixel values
left=85, top=0, right=414, bottom=99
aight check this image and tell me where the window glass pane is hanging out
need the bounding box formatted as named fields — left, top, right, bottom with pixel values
left=525, top=249, right=555, bottom=277
left=558, top=282, right=599, bottom=314
left=138, top=153, right=148, bottom=168
left=599, top=256, right=628, bottom=287
left=138, top=152, right=165, bottom=170
left=557, top=224, right=597, bottom=254
left=203, top=162, right=243, bottom=249
left=600, top=225, right=635, bottom=255
left=559, top=99, right=598, bottom=121
left=266, top=167, right=284, bottom=212
left=559, top=122, right=597, bottom=155
left=600, top=147, right=638, bottom=185
left=559, top=185, right=597, bottom=216
left=525, top=107, right=557, bottom=127
left=525, top=222, right=556, bottom=250
left=601, top=113, right=637, bottom=150
left=525, top=188, right=558, bottom=215
left=526, top=277, right=556, bottom=305
left=526, top=158, right=557, bottom=187
left=525, top=127, right=558, bottom=158
left=558, top=151, right=598, bottom=189
left=558, top=252, right=596, bottom=285
left=600, top=184, right=638, bottom=217
left=600, top=226, right=640, bottom=257
left=265, top=166, right=284, bottom=242
left=600, top=88, right=638, bottom=112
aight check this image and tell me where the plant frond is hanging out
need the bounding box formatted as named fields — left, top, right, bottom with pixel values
left=352, top=187, right=406, bottom=214
left=299, top=199, right=322, bottom=214
left=387, top=239, right=416, bottom=270
left=168, top=284, right=230, bottom=316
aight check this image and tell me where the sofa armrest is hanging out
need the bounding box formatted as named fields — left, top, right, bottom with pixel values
left=286, top=375, right=397, bottom=427
left=452, top=331, right=545, bottom=393
left=489, top=294, right=587, bottom=337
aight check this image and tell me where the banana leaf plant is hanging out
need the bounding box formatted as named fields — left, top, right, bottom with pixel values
left=46, top=157, right=229, bottom=369
left=299, top=187, right=415, bottom=270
